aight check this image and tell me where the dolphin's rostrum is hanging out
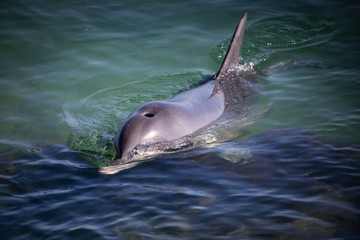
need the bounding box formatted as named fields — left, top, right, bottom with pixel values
left=100, top=13, right=268, bottom=174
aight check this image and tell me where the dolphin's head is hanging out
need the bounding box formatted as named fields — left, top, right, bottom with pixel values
left=111, top=101, right=181, bottom=166
left=112, top=115, right=156, bottom=165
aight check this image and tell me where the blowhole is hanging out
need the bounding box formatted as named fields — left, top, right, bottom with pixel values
left=144, top=113, right=155, bottom=118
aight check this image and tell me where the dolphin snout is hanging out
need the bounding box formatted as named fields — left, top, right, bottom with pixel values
left=110, top=157, right=126, bottom=166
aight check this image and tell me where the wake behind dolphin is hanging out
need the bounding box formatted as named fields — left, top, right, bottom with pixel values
left=100, top=13, right=270, bottom=174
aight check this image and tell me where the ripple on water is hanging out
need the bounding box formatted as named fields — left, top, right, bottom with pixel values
left=1, top=119, right=360, bottom=239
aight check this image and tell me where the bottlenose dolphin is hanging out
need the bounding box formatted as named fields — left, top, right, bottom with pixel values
left=100, top=13, right=268, bottom=174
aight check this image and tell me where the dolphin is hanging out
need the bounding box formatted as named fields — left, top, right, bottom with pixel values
left=100, top=13, right=268, bottom=174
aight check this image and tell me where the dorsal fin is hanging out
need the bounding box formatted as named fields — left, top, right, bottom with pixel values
left=217, top=13, right=247, bottom=78
left=209, top=13, right=247, bottom=98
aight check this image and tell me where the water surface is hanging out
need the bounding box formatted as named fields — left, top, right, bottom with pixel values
left=1, top=0, right=359, bottom=239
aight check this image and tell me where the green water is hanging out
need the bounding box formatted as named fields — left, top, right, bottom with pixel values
left=0, top=1, right=359, bottom=239
left=1, top=1, right=359, bottom=146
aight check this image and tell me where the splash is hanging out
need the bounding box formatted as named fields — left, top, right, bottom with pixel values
left=233, top=61, right=255, bottom=73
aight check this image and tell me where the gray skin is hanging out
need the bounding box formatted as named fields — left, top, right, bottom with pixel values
left=100, top=13, right=258, bottom=174
left=113, top=81, right=224, bottom=162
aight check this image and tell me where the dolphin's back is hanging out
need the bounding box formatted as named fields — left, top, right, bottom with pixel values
left=130, top=80, right=225, bottom=142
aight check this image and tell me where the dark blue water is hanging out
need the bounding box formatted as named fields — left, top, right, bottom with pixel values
left=1, top=0, right=360, bottom=239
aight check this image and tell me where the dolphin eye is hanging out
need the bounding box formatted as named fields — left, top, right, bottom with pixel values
left=144, top=113, right=155, bottom=118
